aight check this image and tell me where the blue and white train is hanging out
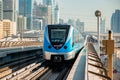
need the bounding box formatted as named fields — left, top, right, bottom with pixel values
left=43, top=24, right=84, bottom=62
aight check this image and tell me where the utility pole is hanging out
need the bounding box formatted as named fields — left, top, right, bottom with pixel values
left=95, top=10, right=101, bottom=56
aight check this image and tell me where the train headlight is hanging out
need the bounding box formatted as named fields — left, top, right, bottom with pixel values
left=64, top=46, right=67, bottom=49
left=48, top=45, right=52, bottom=49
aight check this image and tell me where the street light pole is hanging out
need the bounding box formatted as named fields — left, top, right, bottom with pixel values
left=95, top=10, right=101, bottom=56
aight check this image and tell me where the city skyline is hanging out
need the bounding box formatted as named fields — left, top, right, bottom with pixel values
left=0, top=0, right=120, bottom=32
left=58, top=0, right=120, bottom=31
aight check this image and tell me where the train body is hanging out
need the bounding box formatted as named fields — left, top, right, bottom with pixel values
left=43, top=24, right=84, bottom=62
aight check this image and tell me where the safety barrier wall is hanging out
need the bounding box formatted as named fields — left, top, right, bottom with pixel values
left=0, top=41, right=43, bottom=48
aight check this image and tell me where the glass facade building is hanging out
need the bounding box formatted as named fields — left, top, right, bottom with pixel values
left=19, top=0, right=33, bottom=30
left=111, top=9, right=120, bottom=33
left=3, top=0, right=16, bottom=21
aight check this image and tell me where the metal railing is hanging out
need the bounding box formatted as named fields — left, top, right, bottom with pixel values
left=0, top=41, right=43, bottom=48
left=86, top=43, right=111, bottom=80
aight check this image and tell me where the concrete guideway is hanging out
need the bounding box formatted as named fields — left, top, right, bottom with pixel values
left=0, top=46, right=42, bottom=58
left=0, top=41, right=43, bottom=58
left=67, top=47, right=86, bottom=80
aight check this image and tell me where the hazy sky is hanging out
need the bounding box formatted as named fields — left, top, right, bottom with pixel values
left=58, top=0, right=120, bottom=31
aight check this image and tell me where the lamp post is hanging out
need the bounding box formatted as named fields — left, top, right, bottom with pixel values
left=95, top=10, right=101, bottom=56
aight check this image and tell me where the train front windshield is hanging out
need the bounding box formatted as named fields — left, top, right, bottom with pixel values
left=48, top=25, right=69, bottom=49
left=51, top=29, right=66, bottom=43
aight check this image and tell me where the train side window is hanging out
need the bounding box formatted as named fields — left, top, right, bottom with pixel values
left=72, top=30, right=74, bottom=47
left=72, top=42, right=74, bottom=47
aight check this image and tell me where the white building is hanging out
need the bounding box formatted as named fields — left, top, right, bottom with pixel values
left=100, top=18, right=106, bottom=33
left=33, top=19, right=43, bottom=30
left=54, top=5, right=59, bottom=24
left=17, top=15, right=27, bottom=33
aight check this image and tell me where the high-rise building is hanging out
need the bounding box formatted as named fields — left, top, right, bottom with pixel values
left=76, top=19, right=84, bottom=32
left=79, top=22, right=84, bottom=32
left=111, top=9, right=120, bottom=33
left=33, top=1, right=43, bottom=30
left=19, top=0, right=34, bottom=30
left=39, top=0, right=43, bottom=4
left=54, top=4, right=59, bottom=24
left=43, top=0, right=53, bottom=5
left=33, top=19, right=43, bottom=30
left=100, top=18, right=106, bottom=33
left=2, top=0, right=17, bottom=36
left=43, top=0, right=56, bottom=24
left=0, top=0, right=3, bottom=20
left=33, top=0, right=52, bottom=29
left=17, top=15, right=27, bottom=33
left=59, top=18, right=64, bottom=24
left=3, top=0, right=17, bottom=21
left=68, top=19, right=75, bottom=27
left=0, top=20, right=3, bottom=39
left=47, top=6, right=52, bottom=24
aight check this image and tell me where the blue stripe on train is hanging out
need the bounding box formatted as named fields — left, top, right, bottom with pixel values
left=44, top=37, right=73, bottom=53
left=44, top=37, right=82, bottom=54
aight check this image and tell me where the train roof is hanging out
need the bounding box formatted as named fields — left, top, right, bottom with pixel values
left=47, top=24, right=71, bottom=27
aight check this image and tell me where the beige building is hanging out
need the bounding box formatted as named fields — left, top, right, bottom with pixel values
left=47, top=6, right=52, bottom=24
left=0, top=20, right=17, bottom=39
left=0, top=20, right=3, bottom=39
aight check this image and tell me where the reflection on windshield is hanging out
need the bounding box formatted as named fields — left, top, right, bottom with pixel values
left=51, top=29, right=66, bottom=42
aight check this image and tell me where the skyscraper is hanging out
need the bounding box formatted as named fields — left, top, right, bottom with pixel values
left=17, top=15, right=27, bottom=32
left=100, top=18, right=106, bottom=33
left=43, top=0, right=56, bottom=24
left=19, top=0, right=34, bottom=30
left=3, top=0, right=17, bottom=21
left=33, top=1, right=50, bottom=30
left=0, top=0, right=3, bottom=20
left=43, top=0, right=53, bottom=5
left=111, top=9, right=120, bottom=33
left=76, top=19, right=84, bottom=32
left=54, top=4, right=59, bottom=24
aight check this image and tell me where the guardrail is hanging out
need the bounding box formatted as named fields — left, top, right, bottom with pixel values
left=67, top=42, right=111, bottom=80
left=86, top=43, right=111, bottom=80
left=0, top=41, right=43, bottom=48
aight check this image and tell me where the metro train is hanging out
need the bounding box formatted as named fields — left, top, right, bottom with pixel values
left=43, top=24, right=84, bottom=62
